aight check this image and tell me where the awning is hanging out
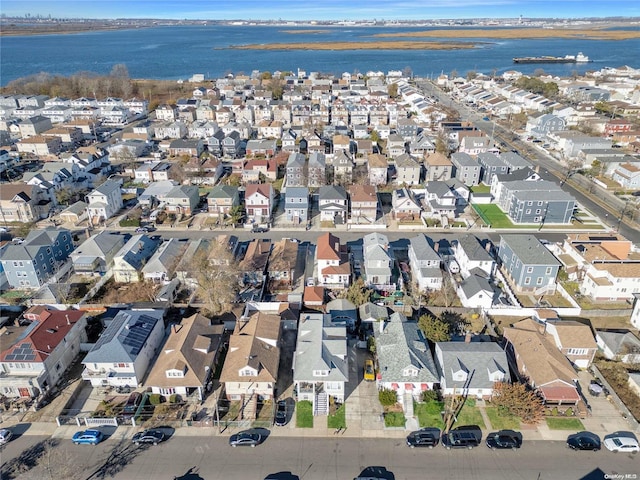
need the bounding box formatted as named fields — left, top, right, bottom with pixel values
left=391, top=383, right=399, bottom=390
left=421, top=384, right=429, bottom=391
left=405, top=383, right=414, bottom=390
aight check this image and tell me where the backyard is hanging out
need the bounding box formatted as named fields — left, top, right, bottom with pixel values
left=471, top=204, right=515, bottom=229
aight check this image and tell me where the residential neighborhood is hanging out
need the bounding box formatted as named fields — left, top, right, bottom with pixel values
left=1, top=60, right=640, bottom=480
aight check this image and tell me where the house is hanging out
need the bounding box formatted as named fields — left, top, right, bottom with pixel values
left=395, top=154, right=421, bottom=185
left=0, top=307, right=88, bottom=399
left=0, top=183, right=48, bottom=223
left=367, top=153, right=388, bottom=186
left=451, top=234, right=495, bottom=279
left=332, top=150, right=354, bottom=184
left=451, top=152, right=481, bottom=186
left=503, top=319, right=580, bottom=407
left=87, top=180, right=123, bottom=224
left=239, top=239, right=271, bottom=287
left=168, top=138, right=205, bottom=158
left=459, top=135, right=492, bottom=156
left=284, top=187, right=309, bottom=224
left=497, top=234, right=561, bottom=294
left=434, top=342, right=509, bottom=399
left=220, top=310, right=281, bottom=404
left=477, top=152, right=508, bottom=184
left=596, top=330, right=640, bottom=364
left=145, top=313, right=225, bottom=401
left=286, top=152, right=307, bottom=187
left=164, top=185, right=200, bottom=216
left=318, top=186, right=347, bottom=225
left=423, top=181, right=458, bottom=219
left=526, top=113, right=566, bottom=138
left=81, top=309, right=166, bottom=387
left=59, top=200, right=88, bottom=224
left=308, top=152, right=327, bottom=187
left=112, top=234, right=161, bottom=283
left=358, top=301, right=389, bottom=323
left=391, top=188, right=422, bottom=221
left=303, top=286, right=325, bottom=309
left=542, top=320, right=598, bottom=369
left=386, top=133, right=406, bottom=157
left=349, top=184, right=378, bottom=224
left=293, top=312, right=348, bottom=415
left=315, top=232, right=351, bottom=288
left=245, top=183, right=274, bottom=225
left=363, top=232, right=395, bottom=291
left=498, top=180, right=576, bottom=225
left=458, top=273, right=496, bottom=309
left=133, top=161, right=171, bottom=183
left=175, top=238, right=211, bottom=287
left=0, top=228, right=74, bottom=289
left=408, top=234, right=442, bottom=292
left=242, top=158, right=277, bottom=183
left=183, top=156, right=224, bottom=185
left=326, top=298, right=357, bottom=330
left=424, top=152, right=453, bottom=182
left=612, top=163, right=640, bottom=190
left=374, top=313, right=439, bottom=406
left=207, top=185, right=240, bottom=218
left=71, top=231, right=127, bottom=276
left=268, top=238, right=299, bottom=289
left=142, top=238, right=188, bottom=283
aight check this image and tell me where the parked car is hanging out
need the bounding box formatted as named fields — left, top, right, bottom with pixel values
left=135, top=227, right=149, bottom=234
left=406, top=428, right=440, bottom=448
left=567, top=431, right=601, bottom=451
left=363, top=359, right=375, bottom=382
left=442, top=425, right=482, bottom=450
left=0, top=428, right=13, bottom=445
left=11, top=237, right=24, bottom=244
left=132, top=429, right=165, bottom=446
left=72, top=429, right=104, bottom=445
left=274, top=400, right=288, bottom=426
left=229, top=430, right=263, bottom=447
left=486, top=430, right=522, bottom=450
left=252, top=225, right=269, bottom=233
left=603, top=432, right=639, bottom=453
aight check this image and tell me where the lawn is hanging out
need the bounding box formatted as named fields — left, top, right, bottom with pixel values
left=545, top=417, right=584, bottom=430
left=414, top=401, right=445, bottom=429
left=384, top=412, right=406, bottom=428
left=471, top=204, right=515, bottom=229
left=296, top=400, right=314, bottom=428
left=327, top=404, right=346, bottom=429
left=454, top=399, right=486, bottom=429
left=485, top=407, right=521, bottom=430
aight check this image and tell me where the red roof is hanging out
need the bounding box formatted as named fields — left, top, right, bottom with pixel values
left=0, top=308, right=85, bottom=362
left=539, top=385, right=580, bottom=403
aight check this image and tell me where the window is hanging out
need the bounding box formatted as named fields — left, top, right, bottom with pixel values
left=526, top=209, right=531, bottom=214
left=536, top=277, right=544, bottom=285
left=527, top=201, right=533, bottom=206
left=524, top=277, right=531, bottom=285
left=527, top=267, right=533, bottom=273
left=536, top=209, right=542, bottom=214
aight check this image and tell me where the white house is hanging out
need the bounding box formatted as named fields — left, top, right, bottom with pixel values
left=86, top=179, right=123, bottom=225
left=81, top=309, right=165, bottom=387
left=408, top=234, right=442, bottom=291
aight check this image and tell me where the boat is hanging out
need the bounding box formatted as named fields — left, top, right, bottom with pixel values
left=513, top=52, right=590, bottom=64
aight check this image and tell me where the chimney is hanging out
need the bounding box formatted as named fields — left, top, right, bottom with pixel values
left=379, top=320, right=385, bottom=334
left=66, top=314, right=71, bottom=326
left=47, top=345, right=51, bottom=350
left=465, top=332, right=472, bottom=343
left=433, top=242, right=439, bottom=252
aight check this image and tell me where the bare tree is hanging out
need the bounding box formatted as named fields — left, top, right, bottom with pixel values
left=190, top=239, right=240, bottom=315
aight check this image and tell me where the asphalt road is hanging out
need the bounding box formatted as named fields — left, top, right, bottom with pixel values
left=2, top=435, right=638, bottom=480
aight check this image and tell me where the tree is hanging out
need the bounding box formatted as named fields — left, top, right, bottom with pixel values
left=378, top=388, right=398, bottom=406
left=387, top=83, right=398, bottom=98
left=440, top=310, right=470, bottom=337
left=466, top=70, right=477, bottom=81
left=491, top=381, right=545, bottom=424
left=338, top=277, right=373, bottom=306
left=435, top=132, right=450, bottom=155
left=189, top=239, right=239, bottom=316
left=228, top=204, right=245, bottom=225
left=55, top=186, right=73, bottom=206
left=418, top=313, right=452, bottom=342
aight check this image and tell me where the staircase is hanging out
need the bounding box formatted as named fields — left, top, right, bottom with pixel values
left=403, top=392, right=414, bottom=418
left=314, top=392, right=329, bottom=416
left=241, top=394, right=257, bottom=420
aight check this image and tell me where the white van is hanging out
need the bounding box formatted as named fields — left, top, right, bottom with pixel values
left=447, top=260, right=460, bottom=274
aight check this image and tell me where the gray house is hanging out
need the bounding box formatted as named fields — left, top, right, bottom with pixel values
left=285, top=186, right=309, bottom=224
left=395, top=154, right=421, bottom=185
left=408, top=234, right=442, bottom=292
left=435, top=342, right=509, bottom=398
left=71, top=231, right=127, bottom=276
left=326, top=298, right=357, bottom=330
left=451, top=152, right=481, bottom=186
left=363, top=232, right=394, bottom=290
left=286, top=152, right=307, bottom=187
left=498, top=234, right=561, bottom=293
left=308, top=152, right=326, bottom=187
left=499, top=180, right=576, bottom=224
left=477, top=152, right=508, bottom=184
left=1, top=228, right=74, bottom=289
left=318, top=185, right=348, bottom=224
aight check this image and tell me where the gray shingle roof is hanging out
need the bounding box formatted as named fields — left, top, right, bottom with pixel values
left=455, top=234, right=493, bottom=262
left=500, top=234, right=561, bottom=266
left=436, top=342, right=509, bottom=390
left=409, top=234, right=440, bottom=262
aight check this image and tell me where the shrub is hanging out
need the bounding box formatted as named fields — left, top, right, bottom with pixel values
left=169, top=394, right=181, bottom=404
left=551, top=407, right=559, bottom=416
left=421, top=389, right=439, bottom=402
left=564, top=407, right=573, bottom=416
left=148, top=394, right=163, bottom=405
left=378, top=389, right=398, bottom=406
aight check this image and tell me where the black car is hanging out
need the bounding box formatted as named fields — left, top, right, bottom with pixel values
left=132, top=429, right=165, bottom=446
left=486, top=430, right=522, bottom=450
left=229, top=430, right=263, bottom=447
left=442, top=425, right=482, bottom=450
left=252, top=226, right=269, bottom=233
left=274, top=400, right=288, bottom=426
left=567, top=431, right=601, bottom=451
left=406, top=428, right=440, bottom=448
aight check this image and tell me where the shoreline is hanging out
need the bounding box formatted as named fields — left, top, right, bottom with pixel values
left=225, top=41, right=480, bottom=51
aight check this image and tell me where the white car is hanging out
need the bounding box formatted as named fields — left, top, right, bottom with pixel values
left=0, top=428, right=13, bottom=445
left=603, top=432, right=639, bottom=453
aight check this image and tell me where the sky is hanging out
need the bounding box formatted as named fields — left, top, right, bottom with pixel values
left=2, top=0, right=639, bottom=21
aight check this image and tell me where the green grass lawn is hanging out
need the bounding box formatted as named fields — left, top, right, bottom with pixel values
left=471, top=204, right=515, bottom=229
left=470, top=185, right=491, bottom=194
left=454, top=399, right=486, bottom=429
left=327, top=404, right=346, bottom=429
left=545, top=417, right=584, bottom=430
left=384, top=412, right=406, bottom=428
left=296, top=400, right=314, bottom=428
left=414, top=401, right=445, bottom=429
left=485, top=407, right=521, bottom=430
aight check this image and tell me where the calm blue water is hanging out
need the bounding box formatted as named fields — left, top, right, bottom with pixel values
left=1, top=25, right=639, bottom=85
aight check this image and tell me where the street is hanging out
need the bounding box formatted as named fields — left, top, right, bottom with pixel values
left=2, top=434, right=638, bottom=480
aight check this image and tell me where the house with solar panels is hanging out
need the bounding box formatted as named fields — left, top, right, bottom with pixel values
left=0, top=306, right=88, bottom=399
left=81, top=309, right=165, bottom=388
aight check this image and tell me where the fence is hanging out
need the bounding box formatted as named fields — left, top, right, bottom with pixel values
left=84, top=417, right=118, bottom=427
left=591, top=364, right=640, bottom=433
